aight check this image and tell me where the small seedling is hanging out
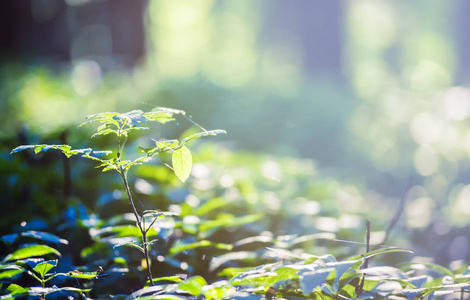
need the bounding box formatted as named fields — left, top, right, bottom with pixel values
left=11, top=107, right=226, bottom=285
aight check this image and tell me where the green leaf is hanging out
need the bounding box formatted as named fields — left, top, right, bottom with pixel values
left=142, top=210, right=180, bottom=218
left=84, top=111, right=121, bottom=120
left=10, top=144, right=98, bottom=160
left=91, top=128, right=118, bottom=138
left=149, top=276, right=185, bottom=285
left=66, top=271, right=100, bottom=279
left=172, top=145, right=192, bottom=182
left=210, top=251, right=258, bottom=272
left=180, top=129, right=227, bottom=146
left=0, top=265, right=24, bottom=279
left=156, top=139, right=179, bottom=151
left=178, top=276, right=208, bottom=296
left=33, top=260, right=57, bottom=278
left=348, top=247, right=413, bottom=262
left=146, top=107, right=186, bottom=124
left=2, top=283, right=28, bottom=295
left=113, top=241, right=144, bottom=254
left=400, top=262, right=455, bottom=279
left=127, top=126, right=150, bottom=133
left=153, top=106, right=186, bottom=115
left=5, top=245, right=61, bottom=261
left=13, top=258, right=45, bottom=271
left=169, top=240, right=232, bottom=256
left=10, top=145, right=35, bottom=154
left=0, top=233, right=19, bottom=245
left=67, top=148, right=93, bottom=156
left=199, top=213, right=263, bottom=234
left=78, top=112, right=120, bottom=127
left=300, top=267, right=335, bottom=294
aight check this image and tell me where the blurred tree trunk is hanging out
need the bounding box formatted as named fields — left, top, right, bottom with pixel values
left=0, top=0, right=146, bottom=69
left=456, top=0, right=470, bottom=84
left=262, top=0, right=345, bottom=81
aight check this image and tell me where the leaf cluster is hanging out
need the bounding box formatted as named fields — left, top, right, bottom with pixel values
left=11, top=108, right=226, bottom=182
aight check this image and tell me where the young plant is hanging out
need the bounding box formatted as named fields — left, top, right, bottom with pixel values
left=0, top=233, right=94, bottom=299
left=11, top=107, right=226, bottom=286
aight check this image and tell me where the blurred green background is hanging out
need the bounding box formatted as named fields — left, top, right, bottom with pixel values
left=2, top=0, right=470, bottom=268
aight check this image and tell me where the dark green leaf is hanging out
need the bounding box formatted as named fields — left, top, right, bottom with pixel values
left=0, top=233, right=19, bottom=245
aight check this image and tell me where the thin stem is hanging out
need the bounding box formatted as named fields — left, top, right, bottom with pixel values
left=356, top=220, right=370, bottom=296
left=117, top=128, right=121, bottom=159
left=41, top=278, right=46, bottom=300
left=119, top=166, right=154, bottom=286
left=146, top=216, right=159, bottom=234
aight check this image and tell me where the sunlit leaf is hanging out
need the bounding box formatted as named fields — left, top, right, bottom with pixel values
left=113, top=241, right=144, bottom=254
left=0, top=265, right=24, bottom=279
left=169, top=240, right=232, bottom=256
left=142, top=210, right=180, bottom=218
left=91, top=128, right=118, bottom=138
left=66, top=271, right=100, bottom=279
left=13, top=258, right=45, bottom=271
left=67, top=148, right=93, bottom=156
left=348, top=247, right=413, bottom=262
left=400, top=262, right=455, bottom=279
left=179, top=276, right=207, bottom=296
left=172, top=145, right=192, bottom=182
left=155, top=139, right=179, bottom=151
left=2, top=283, right=28, bottom=295
left=151, top=106, right=186, bottom=117
left=199, top=214, right=263, bottom=235
left=180, top=129, right=227, bottom=146
left=149, top=276, right=185, bottom=285
left=5, top=245, right=61, bottom=261
left=10, top=145, right=36, bottom=154
left=33, top=260, right=57, bottom=278
left=300, top=268, right=334, bottom=294
left=210, top=251, right=258, bottom=272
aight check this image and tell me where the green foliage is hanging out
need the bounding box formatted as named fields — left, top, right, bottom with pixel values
left=0, top=234, right=94, bottom=299
left=172, top=145, right=192, bottom=182
left=6, top=108, right=470, bottom=298
left=3, top=245, right=61, bottom=262
left=123, top=249, right=470, bottom=300
left=11, top=108, right=226, bottom=180
left=9, top=107, right=226, bottom=294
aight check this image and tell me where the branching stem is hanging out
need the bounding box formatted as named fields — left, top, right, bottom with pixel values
left=119, top=166, right=154, bottom=286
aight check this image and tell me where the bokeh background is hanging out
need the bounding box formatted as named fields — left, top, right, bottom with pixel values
left=3, top=0, right=470, bottom=269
